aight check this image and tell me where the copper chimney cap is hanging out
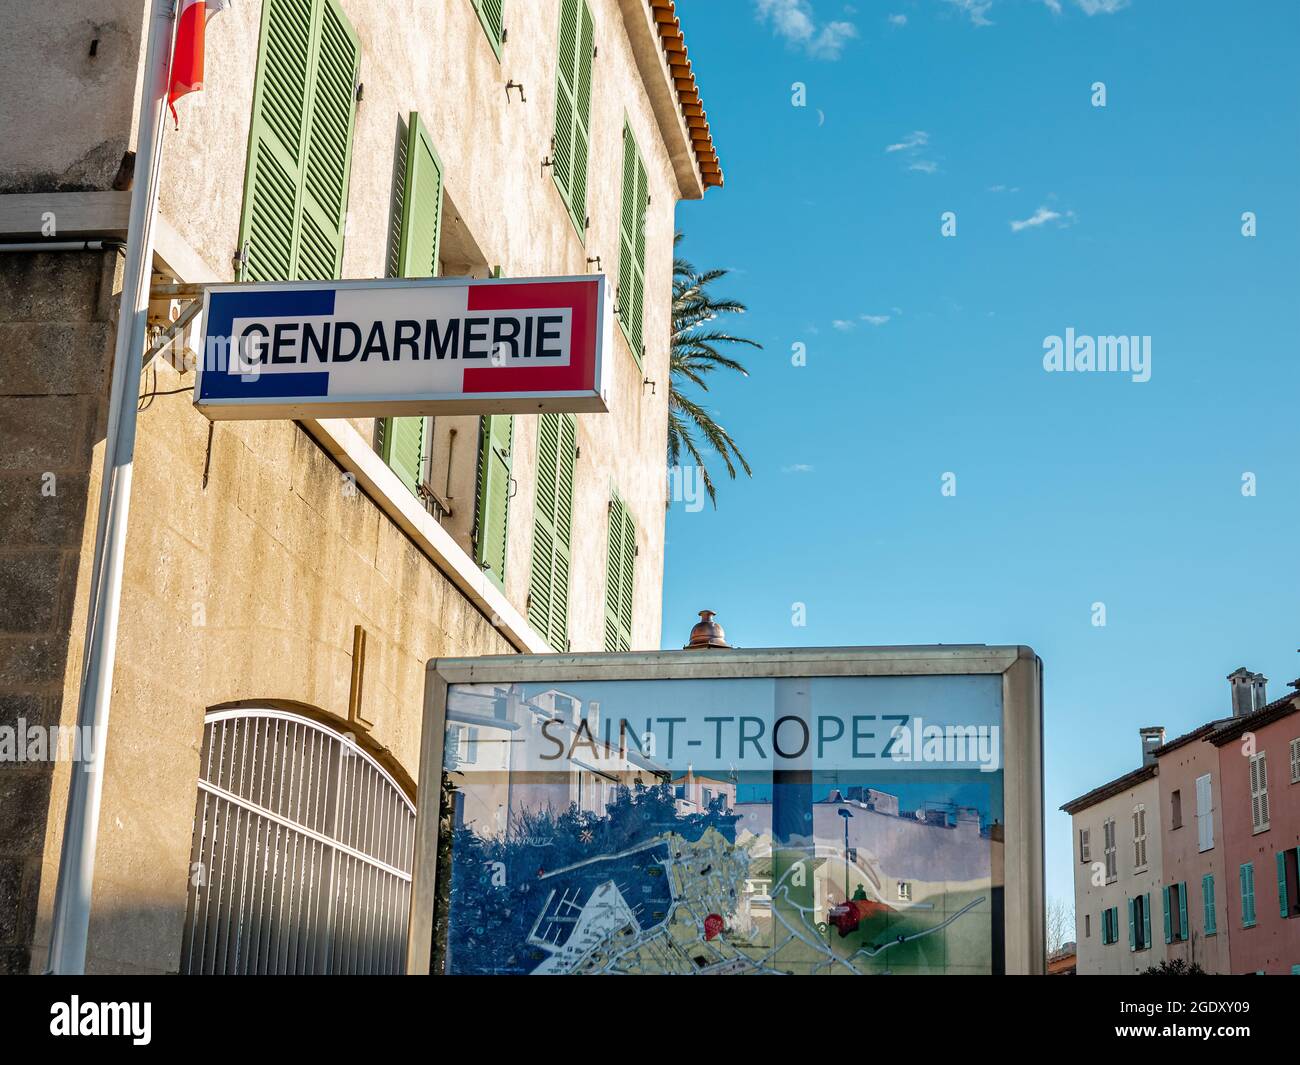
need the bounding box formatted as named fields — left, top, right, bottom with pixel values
left=684, top=610, right=731, bottom=650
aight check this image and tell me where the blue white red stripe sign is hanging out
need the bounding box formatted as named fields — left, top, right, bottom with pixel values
left=193, top=275, right=611, bottom=420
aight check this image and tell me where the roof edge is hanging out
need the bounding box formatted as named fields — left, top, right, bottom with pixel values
left=1060, top=763, right=1157, bottom=816
left=618, top=0, right=721, bottom=199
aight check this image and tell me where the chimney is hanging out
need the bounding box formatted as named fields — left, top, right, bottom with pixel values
left=1227, top=667, right=1255, bottom=718
left=1139, top=726, right=1165, bottom=766
left=1250, top=673, right=1268, bottom=711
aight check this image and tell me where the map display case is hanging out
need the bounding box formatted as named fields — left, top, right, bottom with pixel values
left=407, top=646, right=1043, bottom=975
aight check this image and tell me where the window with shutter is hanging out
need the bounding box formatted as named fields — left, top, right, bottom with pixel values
left=1240, top=862, right=1256, bottom=927
left=471, top=0, right=505, bottom=55
left=1195, top=772, right=1213, bottom=852
left=239, top=0, right=358, bottom=283
left=617, top=123, right=648, bottom=366
left=1079, top=828, right=1090, bottom=863
left=551, top=0, right=594, bottom=236
left=475, top=415, right=514, bottom=586
left=603, top=494, right=635, bottom=652
left=1290, top=736, right=1300, bottom=783
left=528, top=413, right=577, bottom=649
left=379, top=113, right=444, bottom=497
left=1249, top=752, right=1269, bottom=833
left=1203, top=874, right=1216, bottom=936
left=1279, top=848, right=1300, bottom=918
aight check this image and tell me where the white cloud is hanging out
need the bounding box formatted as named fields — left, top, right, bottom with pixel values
left=887, top=13, right=907, bottom=26
left=754, top=0, right=858, bottom=59
left=832, top=319, right=856, bottom=331
left=886, top=130, right=929, bottom=153
left=1040, top=0, right=1063, bottom=12
left=944, top=0, right=994, bottom=26
left=886, top=131, right=938, bottom=175
left=1010, top=205, right=1076, bottom=232
left=987, top=183, right=1020, bottom=193
left=808, top=20, right=858, bottom=59
left=860, top=314, right=891, bottom=326
left=1076, top=0, right=1129, bottom=13
left=782, top=464, right=816, bottom=474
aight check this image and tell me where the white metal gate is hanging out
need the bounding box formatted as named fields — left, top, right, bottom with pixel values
left=180, top=708, right=415, bottom=974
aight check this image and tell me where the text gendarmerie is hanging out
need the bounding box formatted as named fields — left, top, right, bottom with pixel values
left=234, top=312, right=568, bottom=365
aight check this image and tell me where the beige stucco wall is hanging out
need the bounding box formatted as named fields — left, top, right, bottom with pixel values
left=2, top=0, right=703, bottom=973
left=1070, top=774, right=1167, bottom=975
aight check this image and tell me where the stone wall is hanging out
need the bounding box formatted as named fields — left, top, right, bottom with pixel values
left=0, top=249, right=118, bottom=973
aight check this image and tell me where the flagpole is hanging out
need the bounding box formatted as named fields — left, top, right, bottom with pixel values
left=46, top=0, right=176, bottom=975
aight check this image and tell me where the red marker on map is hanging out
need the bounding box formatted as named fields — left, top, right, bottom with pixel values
left=703, top=913, right=723, bottom=941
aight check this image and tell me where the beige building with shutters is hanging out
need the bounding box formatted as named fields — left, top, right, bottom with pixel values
left=1061, top=728, right=1168, bottom=975
left=0, top=0, right=722, bottom=973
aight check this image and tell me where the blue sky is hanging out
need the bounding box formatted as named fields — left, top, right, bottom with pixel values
left=663, top=0, right=1300, bottom=915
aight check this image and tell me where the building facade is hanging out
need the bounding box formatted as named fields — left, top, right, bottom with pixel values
left=1152, top=721, right=1233, bottom=973
left=1066, top=668, right=1300, bottom=975
left=1209, top=693, right=1300, bottom=974
left=0, top=0, right=721, bottom=974
left=1062, top=728, right=1167, bottom=974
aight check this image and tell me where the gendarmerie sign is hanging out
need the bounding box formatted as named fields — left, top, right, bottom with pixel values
left=193, top=275, right=610, bottom=419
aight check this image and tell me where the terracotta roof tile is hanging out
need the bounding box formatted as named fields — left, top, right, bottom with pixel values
left=648, top=0, right=722, bottom=189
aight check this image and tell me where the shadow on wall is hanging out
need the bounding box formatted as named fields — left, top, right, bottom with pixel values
left=0, top=249, right=119, bottom=976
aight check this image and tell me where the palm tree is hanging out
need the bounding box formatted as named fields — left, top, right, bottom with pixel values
left=669, top=233, right=760, bottom=506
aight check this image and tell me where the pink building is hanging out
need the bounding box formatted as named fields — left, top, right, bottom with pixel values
left=1208, top=688, right=1300, bottom=974
left=1153, top=721, right=1233, bottom=973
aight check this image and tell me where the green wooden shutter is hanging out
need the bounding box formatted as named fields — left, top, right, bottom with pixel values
left=240, top=0, right=358, bottom=282
left=1279, top=851, right=1290, bottom=919
left=475, top=415, right=513, bottom=585
left=473, top=0, right=505, bottom=54
left=1241, top=862, right=1255, bottom=927
left=379, top=113, right=444, bottom=493
left=397, top=114, right=442, bottom=279
left=380, top=415, right=424, bottom=496
left=1142, top=893, right=1151, bottom=949
left=528, top=413, right=577, bottom=649
left=603, top=494, right=635, bottom=652
left=1178, top=881, right=1188, bottom=940
left=1127, top=897, right=1135, bottom=951
left=551, top=0, right=593, bottom=234
left=617, top=124, right=648, bottom=365
left=1162, top=885, right=1172, bottom=944
left=1203, top=874, right=1216, bottom=935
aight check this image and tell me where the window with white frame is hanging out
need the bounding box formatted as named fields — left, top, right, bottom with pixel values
left=1249, top=752, right=1269, bottom=833
left=1103, top=818, right=1117, bottom=881
left=1195, top=772, right=1214, bottom=852
left=1079, top=827, right=1090, bottom=863
left=1133, top=804, right=1148, bottom=869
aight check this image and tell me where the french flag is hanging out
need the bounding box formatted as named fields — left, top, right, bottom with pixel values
left=168, top=0, right=232, bottom=126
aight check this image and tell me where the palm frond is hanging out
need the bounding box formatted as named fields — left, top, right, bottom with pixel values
left=668, top=232, right=760, bottom=507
